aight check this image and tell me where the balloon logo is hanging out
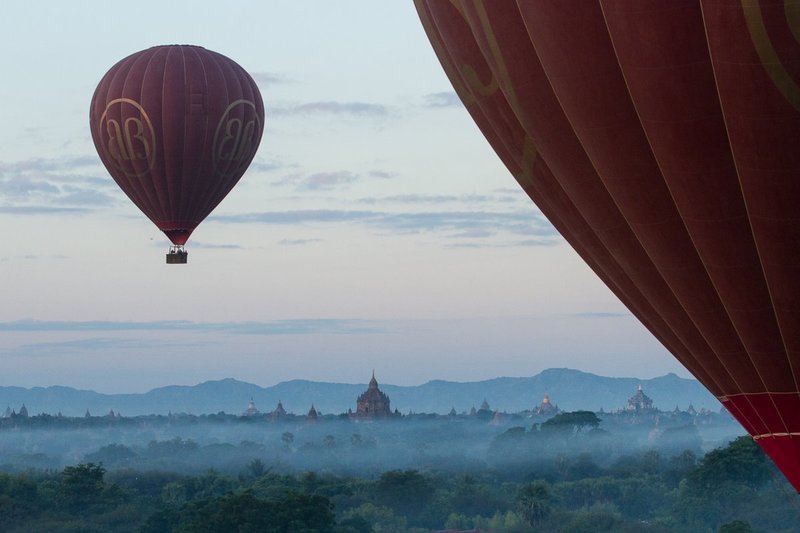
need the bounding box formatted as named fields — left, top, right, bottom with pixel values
left=416, top=1, right=800, bottom=490
left=212, top=99, right=262, bottom=177
left=98, top=98, right=156, bottom=177
left=90, top=45, right=265, bottom=263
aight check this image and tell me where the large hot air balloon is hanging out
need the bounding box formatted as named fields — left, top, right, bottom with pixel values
left=415, top=0, right=800, bottom=489
left=90, top=45, right=264, bottom=263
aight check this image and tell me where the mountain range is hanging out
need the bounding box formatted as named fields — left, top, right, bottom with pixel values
left=0, top=368, right=719, bottom=417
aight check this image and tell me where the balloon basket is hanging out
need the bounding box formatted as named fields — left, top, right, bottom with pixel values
left=166, top=246, right=188, bottom=264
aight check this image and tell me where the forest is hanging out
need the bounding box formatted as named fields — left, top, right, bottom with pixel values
left=0, top=411, right=797, bottom=532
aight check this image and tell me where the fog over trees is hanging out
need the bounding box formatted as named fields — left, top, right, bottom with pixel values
left=0, top=400, right=796, bottom=531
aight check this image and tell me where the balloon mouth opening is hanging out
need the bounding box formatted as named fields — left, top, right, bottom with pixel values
left=162, top=229, right=193, bottom=246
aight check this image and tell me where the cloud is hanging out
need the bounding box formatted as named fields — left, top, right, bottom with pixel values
left=248, top=159, right=284, bottom=173
left=422, top=91, right=462, bottom=108
left=0, top=155, right=117, bottom=212
left=250, top=72, right=291, bottom=86
left=356, top=193, right=514, bottom=206
left=304, top=171, right=358, bottom=190
left=279, top=238, right=324, bottom=246
left=210, top=208, right=559, bottom=242
left=272, top=171, right=360, bottom=191
left=55, top=188, right=116, bottom=206
left=357, top=194, right=458, bottom=205
left=0, top=205, right=92, bottom=215
left=185, top=241, right=244, bottom=250
left=270, top=101, right=389, bottom=117
left=2, top=336, right=209, bottom=358
left=445, top=238, right=562, bottom=249
left=0, top=156, right=100, bottom=174
left=450, top=229, right=495, bottom=239
left=213, top=209, right=378, bottom=225
left=367, top=170, right=397, bottom=180
left=573, top=312, right=631, bottom=319
left=0, top=319, right=384, bottom=336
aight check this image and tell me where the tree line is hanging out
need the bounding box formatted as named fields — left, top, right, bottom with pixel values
left=0, top=435, right=796, bottom=532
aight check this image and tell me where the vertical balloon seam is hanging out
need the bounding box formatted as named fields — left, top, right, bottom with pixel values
left=597, top=0, right=788, bottom=437
left=413, top=0, right=476, bottom=107
left=162, top=45, right=180, bottom=223
left=192, top=50, right=233, bottom=222
left=225, top=69, right=257, bottom=197
left=442, top=0, right=722, bottom=393
left=470, top=0, right=536, bottom=161
left=700, top=2, right=800, bottom=416
left=138, top=47, right=168, bottom=222
left=701, top=1, right=800, bottom=444
left=428, top=0, right=724, bottom=393
left=178, top=45, right=192, bottom=225
left=97, top=58, right=149, bottom=217
left=138, top=48, right=170, bottom=223
left=118, top=51, right=162, bottom=224
left=519, top=0, right=781, bottom=438
left=212, top=55, right=242, bottom=196
left=460, top=0, right=724, bottom=390
left=181, top=48, right=222, bottom=226
left=91, top=71, right=133, bottom=216
left=587, top=1, right=780, bottom=437
left=513, top=2, right=747, bottom=397
left=740, top=0, right=800, bottom=390
left=461, top=0, right=707, bottom=386
left=514, top=1, right=737, bottom=397
left=181, top=47, right=212, bottom=230
left=198, top=53, right=246, bottom=222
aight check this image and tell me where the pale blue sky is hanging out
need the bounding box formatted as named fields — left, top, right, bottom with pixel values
left=0, top=1, right=687, bottom=392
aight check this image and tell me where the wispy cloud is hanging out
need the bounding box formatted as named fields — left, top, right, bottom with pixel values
left=0, top=205, right=92, bottom=215
left=0, top=319, right=384, bottom=336
left=279, top=238, right=324, bottom=246
left=305, top=171, right=358, bottom=190
left=0, top=155, right=117, bottom=212
left=367, top=170, right=397, bottom=180
left=273, top=169, right=401, bottom=191
left=2, top=337, right=208, bottom=358
left=186, top=241, right=244, bottom=250
left=422, top=91, right=462, bottom=108
left=250, top=72, right=291, bottom=86
left=273, top=170, right=365, bottom=191
left=445, top=238, right=561, bottom=249
left=270, top=101, right=389, bottom=117
left=248, top=159, right=284, bottom=173
left=573, top=312, right=631, bottom=319
left=356, top=193, right=498, bottom=205
left=210, top=208, right=558, bottom=242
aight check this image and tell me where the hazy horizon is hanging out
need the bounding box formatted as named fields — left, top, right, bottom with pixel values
left=1, top=2, right=688, bottom=394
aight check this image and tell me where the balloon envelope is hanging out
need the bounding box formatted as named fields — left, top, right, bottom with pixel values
left=416, top=0, right=800, bottom=490
left=90, top=45, right=264, bottom=246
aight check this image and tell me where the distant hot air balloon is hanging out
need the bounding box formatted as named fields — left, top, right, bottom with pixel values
left=90, top=45, right=264, bottom=263
left=416, top=1, right=800, bottom=490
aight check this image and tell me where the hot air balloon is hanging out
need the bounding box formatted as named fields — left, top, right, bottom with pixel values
left=415, top=0, right=800, bottom=490
left=90, top=45, right=264, bottom=263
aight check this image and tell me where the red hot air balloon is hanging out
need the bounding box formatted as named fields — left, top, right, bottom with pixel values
left=90, top=45, right=264, bottom=263
left=415, top=0, right=800, bottom=490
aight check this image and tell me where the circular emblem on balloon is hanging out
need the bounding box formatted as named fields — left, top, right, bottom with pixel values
left=212, top=99, right=262, bottom=178
left=97, top=98, right=156, bottom=178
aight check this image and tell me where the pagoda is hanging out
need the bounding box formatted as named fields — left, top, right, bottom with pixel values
left=626, top=385, right=655, bottom=413
left=352, top=371, right=394, bottom=419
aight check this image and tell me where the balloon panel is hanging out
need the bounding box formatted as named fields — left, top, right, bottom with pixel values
left=416, top=0, right=800, bottom=490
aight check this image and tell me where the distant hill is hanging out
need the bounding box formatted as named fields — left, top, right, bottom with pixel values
left=0, top=368, right=719, bottom=417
